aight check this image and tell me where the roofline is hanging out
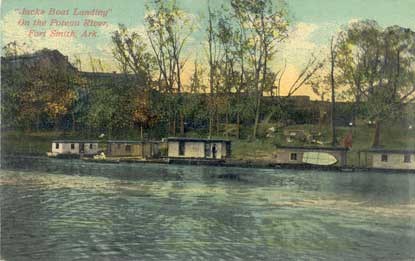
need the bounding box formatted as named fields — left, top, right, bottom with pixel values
left=276, top=146, right=349, bottom=151
left=52, top=140, right=100, bottom=143
left=165, top=137, right=231, bottom=143
left=107, top=140, right=160, bottom=144
left=361, top=149, right=415, bottom=154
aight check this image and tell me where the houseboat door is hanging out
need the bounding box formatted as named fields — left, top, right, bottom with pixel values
left=79, top=143, right=85, bottom=153
left=205, top=143, right=211, bottom=158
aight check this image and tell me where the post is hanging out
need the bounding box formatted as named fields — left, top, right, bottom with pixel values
left=330, top=37, right=336, bottom=147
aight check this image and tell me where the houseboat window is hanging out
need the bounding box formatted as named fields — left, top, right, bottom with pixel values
left=381, top=154, right=388, bottom=162
left=89, top=144, right=93, bottom=149
left=125, top=145, right=131, bottom=152
left=179, top=141, right=185, bottom=156
left=71, top=144, right=75, bottom=150
left=290, top=153, right=297, bottom=161
left=404, top=154, right=411, bottom=163
left=55, top=143, right=59, bottom=149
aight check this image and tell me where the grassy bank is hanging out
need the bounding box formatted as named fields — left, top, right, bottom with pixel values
left=2, top=123, right=415, bottom=167
left=230, top=124, right=415, bottom=166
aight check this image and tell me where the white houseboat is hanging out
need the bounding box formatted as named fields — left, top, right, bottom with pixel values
left=48, top=140, right=100, bottom=157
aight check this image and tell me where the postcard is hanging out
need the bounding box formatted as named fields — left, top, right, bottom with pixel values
left=1, top=0, right=414, bottom=260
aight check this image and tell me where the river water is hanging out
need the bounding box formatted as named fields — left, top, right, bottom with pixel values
left=1, top=162, right=415, bottom=260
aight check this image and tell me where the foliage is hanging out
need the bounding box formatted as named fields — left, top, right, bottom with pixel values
left=336, top=20, right=415, bottom=146
left=1, top=47, right=79, bottom=130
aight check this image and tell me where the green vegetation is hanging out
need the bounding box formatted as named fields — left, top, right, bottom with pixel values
left=3, top=122, right=414, bottom=166
left=2, top=0, right=415, bottom=163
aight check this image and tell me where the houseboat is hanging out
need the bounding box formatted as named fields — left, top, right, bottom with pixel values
left=106, top=140, right=160, bottom=158
left=359, top=148, right=415, bottom=171
left=48, top=140, right=100, bottom=157
left=165, top=137, right=231, bottom=160
left=275, top=146, right=349, bottom=167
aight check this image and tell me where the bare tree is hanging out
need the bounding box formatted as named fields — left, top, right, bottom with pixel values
left=145, top=0, right=196, bottom=136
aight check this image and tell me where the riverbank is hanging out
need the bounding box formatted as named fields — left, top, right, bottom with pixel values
left=2, top=124, right=415, bottom=170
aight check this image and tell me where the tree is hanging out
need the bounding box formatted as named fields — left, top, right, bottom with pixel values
left=145, top=0, right=196, bottom=136
left=112, top=24, right=156, bottom=86
left=112, top=24, right=158, bottom=138
left=230, top=0, right=289, bottom=139
left=329, top=37, right=337, bottom=146
left=2, top=47, right=78, bottom=131
left=337, top=20, right=415, bottom=147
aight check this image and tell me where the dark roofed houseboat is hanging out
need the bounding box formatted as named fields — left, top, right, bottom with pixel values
left=166, top=137, right=231, bottom=160
left=106, top=140, right=160, bottom=159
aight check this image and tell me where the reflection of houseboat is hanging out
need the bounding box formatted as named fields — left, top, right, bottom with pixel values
left=48, top=140, right=100, bottom=157
left=106, top=140, right=160, bottom=158
left=275, top=146, right=348, bottom=167
left=166, top=137, right=231, bottom=160
left=359, top=149, right=415, bottom=171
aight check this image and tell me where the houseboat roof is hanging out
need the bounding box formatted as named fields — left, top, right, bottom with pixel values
left=52, top=140, right=100, bottom=143
left=165, top=137, right=231, bottom=143
left=107, top=140, right=160, bottom=144
left=276, top=145, right=349, bottom=151
left=361, top=148, right=415, bottom=154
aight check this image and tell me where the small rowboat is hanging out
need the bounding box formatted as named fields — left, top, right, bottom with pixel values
left=302, top=152, right=337, bottom=166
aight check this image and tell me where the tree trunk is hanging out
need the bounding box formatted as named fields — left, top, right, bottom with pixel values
left=140, top=125, right=144, bottom=140
left=172, top=113, right=176, bottom=136
left=330, top=37, right=336, bottom=147
left=372, top=121, right=381, bottom=148
left=208, top=3, right=214, bottom=139
left=36, top=114, right=41, bottom=132
left=253, top=96, right=261, bottom=140
left=167, top=116, right=171, bottom=136
left=179, top=113, right=185, bottom=136
left=216, top=110, right=220, bottom=135
left=236, top=112, right=241, bottom=139
left=209, top=117, right=213, bottom=138
left=225, top=111, right=229, bottom=138
left=54, top=117, right=60, bottom=131
left=253, top=45, right=267, bottom=140
left=71, top=112, right=76, bottom=132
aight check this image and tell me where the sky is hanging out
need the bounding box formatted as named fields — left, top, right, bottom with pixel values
left=1, top=0, right=415, bottom=97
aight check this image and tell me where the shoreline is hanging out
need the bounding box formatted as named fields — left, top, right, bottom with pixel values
left=1, top=155, right=413, bottom=174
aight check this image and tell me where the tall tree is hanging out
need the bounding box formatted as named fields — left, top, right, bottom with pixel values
left=329, top=37, right=337, bottom=146
left=145, top=0, right=196, bottom=136
left=337, top=20, right=415, bottom=147
left=230, top=0, right=289, bottom=139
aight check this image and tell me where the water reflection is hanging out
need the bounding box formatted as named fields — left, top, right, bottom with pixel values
left=1, top=163, right=415, bottom=260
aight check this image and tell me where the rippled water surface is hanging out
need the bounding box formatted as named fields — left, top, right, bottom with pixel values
left=1, top=162, right=415, bottom=260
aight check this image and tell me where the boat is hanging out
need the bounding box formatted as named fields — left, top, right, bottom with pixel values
left=302, top=152, right=337, bottom=166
